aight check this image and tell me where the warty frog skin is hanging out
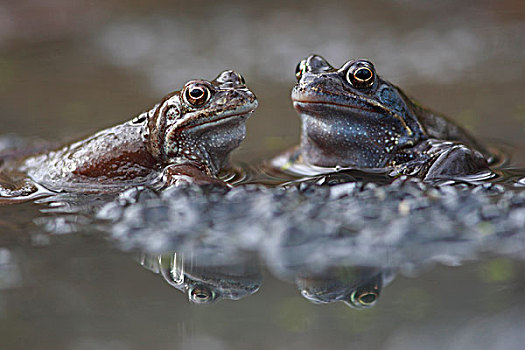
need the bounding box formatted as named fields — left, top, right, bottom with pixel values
left=0, top=70, right=257, bottom=199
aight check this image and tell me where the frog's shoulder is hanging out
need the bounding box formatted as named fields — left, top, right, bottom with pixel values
left=408, top=99, right=490, bottom=159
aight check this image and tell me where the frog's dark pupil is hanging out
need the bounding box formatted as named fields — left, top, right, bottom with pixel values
left=190, top=88, right=204, bottom=99
left=192, top=288, right=210, bottom=300
left=355, top=68, right=372, bottom=81
left=359, top=293, right=377, bottom=304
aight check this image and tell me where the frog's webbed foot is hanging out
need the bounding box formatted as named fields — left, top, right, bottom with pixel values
left=161, top=163, right=230, bottom=189
left=423, top=144, right=489, bottom=180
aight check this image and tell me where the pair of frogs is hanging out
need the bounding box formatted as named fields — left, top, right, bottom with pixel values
left=141, top=250, right=387, bottom=308
left=0, top=55, right=491, bottom=198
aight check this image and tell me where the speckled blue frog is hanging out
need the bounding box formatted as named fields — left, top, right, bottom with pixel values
left=273, top=55, right=492, bottom=180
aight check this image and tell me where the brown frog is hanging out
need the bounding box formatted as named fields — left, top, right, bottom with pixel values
left=273, top=55, right=492, bottom=180
left=0, top=70, right=257, bottom=199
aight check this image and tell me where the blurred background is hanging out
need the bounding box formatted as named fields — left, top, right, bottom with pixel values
left=1, top=1, right=525, bottom=349
left=1, top=0, right=525, bottom=161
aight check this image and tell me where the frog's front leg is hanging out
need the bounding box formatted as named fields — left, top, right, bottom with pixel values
left=161, top=163, right=230, bottom=188
left=424, top=144, right=489, bottom=180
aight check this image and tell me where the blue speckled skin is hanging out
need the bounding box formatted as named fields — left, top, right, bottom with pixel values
left=289, top=55, right=489, bottom=179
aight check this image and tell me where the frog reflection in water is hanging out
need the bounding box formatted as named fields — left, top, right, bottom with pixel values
left=296, top=266, right=394, bottom=309
left=139, top=252, right=262, bottom=304
left=273, top=55, right=492, bottom=180
left=0, top=71, right=257, bottom=199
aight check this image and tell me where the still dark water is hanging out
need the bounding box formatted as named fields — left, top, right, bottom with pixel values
left=1, top=1, right=525, bottom=349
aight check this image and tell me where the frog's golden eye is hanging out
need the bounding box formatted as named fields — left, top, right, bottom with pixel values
left=347, top=289, right=378, bottom=309
left=295, top=59, right=307, bottom=80
left=346, top=62, right=375, bottom=88
left=183, top=83, right=211, bottom=107
left=188, top=286, right=216, bottom=304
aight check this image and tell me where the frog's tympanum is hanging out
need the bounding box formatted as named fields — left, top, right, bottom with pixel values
left=0, top=71, right=257, bottom=199
left=296, top=266, right=394, bottom=309
left=273, top=55, right=491, bottom=180
left=140, top=252, right=262, bottom=304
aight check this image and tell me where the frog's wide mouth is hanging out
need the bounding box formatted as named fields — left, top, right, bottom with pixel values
left=291, top=81, right=388, bottom=115
left=179, top=102, right=258, bottom=132
left=291, top=80, right=371, bottom=111
left=292, top=99, right=380, bottom=115
left=187, top=110, right=254, bottom=131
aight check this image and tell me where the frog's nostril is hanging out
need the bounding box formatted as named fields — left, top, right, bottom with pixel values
left=215, top=70, right=245, bottom=86
left=305, top=55, right=333, bottom=73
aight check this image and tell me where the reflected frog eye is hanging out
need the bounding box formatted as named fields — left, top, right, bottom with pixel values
left=188, top=286, right=216, bottom=304
left=183, top=83, right=211, bottom=107
left=347, top=289, right=378, bottom=309
left=346, top=61, right=375, bottom=88
left=295, top=59, right=307, bottom=80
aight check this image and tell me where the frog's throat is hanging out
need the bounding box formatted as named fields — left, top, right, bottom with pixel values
left=163, top=118, right=249, bottom=175
left=292, top=99, right=414, bottom=137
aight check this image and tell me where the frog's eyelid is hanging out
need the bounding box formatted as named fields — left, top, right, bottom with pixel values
left=337, top=60, right=356, bottom=72
left=340, top=59, right=375, bottom=72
